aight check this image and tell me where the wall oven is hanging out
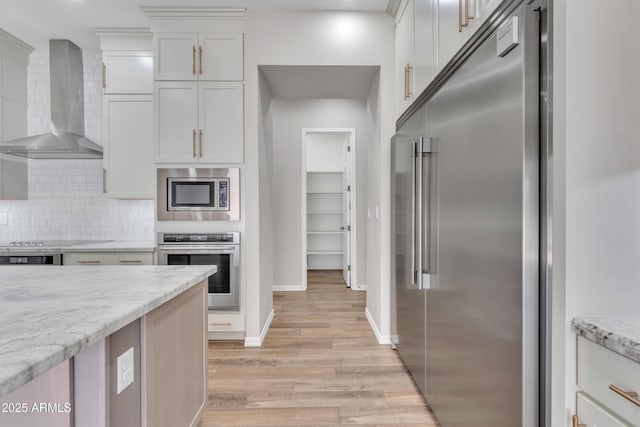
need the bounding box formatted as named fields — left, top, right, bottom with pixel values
left=157, top=168, right=240, bottom=221
left=157, top=232, right=240, bottom=311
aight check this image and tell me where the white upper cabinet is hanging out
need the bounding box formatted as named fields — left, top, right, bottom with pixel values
left=199, top=33, right=243, bottom=81
left=155, top=81, right=199, bottom=162
left=395, top=0, right=435, bottom=115
left=198, top=82, right=244, bottom=163
left=103, top=51, right=153, bottom=94
left=155, top=81, right=243, bottom=164
left=395, top=0, right=415, bottom=114
left=95, top=29, right=155, bottom=199
left=154, top=32, right=243, bottom=81
left=413, top=0, right=434, bottom=99
left=435, top=0, right=469, bottom=72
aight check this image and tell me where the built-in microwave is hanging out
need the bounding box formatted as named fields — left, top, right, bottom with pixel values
left=157, top=168, right=239, bottom=221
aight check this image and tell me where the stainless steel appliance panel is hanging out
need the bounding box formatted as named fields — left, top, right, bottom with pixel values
left=391, top=106, right=428, bottom=395
left=157, top=168, right=239, bottom=221
left=424, top=5, right=539, bottom=427
left=157, top=232, right=240, bottom=310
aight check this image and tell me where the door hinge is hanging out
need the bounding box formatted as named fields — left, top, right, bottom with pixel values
left=102, top=63, right=106, bottom=90
left=347, top=185, right=351, bottom=192
left=347, top=265, right=351, bottom=271
left=102, top=168, right=107, bottom=194
left=347, top=145, right=351, bottom=152
left=347, top=225, right=351, bottom=232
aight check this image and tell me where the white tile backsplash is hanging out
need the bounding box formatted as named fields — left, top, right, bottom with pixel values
left=0, top=47, right=154, bottom=242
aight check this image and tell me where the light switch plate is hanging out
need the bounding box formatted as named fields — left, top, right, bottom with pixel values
left=116, top=347, right=134, bottom=395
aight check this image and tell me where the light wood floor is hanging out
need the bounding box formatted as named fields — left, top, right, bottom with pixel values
left=202, top=270, right=439, bottom=427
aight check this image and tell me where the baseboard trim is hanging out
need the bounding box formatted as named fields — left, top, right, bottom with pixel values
left=244, top=309, right=274, bottom=347
left=273, top=285, right=306, bottom=291
left=365, top=307, right=391, bottom=345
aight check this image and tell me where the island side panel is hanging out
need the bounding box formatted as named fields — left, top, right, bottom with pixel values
left=143, top=279, right=207, bottom=427
left=108, top=319, right=142, bottom=427
left=0, top=359, right=72, bottom=427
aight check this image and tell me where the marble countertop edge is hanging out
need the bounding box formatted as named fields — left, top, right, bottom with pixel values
left=0, top=266, right=214, bottom=398
left=571, top=316, right=640, bottom=364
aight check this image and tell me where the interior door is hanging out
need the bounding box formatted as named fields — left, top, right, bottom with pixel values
left=342, top=136, right=351, bottom=287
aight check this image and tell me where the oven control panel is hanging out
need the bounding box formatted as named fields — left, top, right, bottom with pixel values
left=159, top=232, right=240, bottom=245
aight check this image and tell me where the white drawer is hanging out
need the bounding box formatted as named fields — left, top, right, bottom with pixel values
left=577, top=392, right=631, bottom=427
left=64, top=252, right=154, bottom=266
left=208, top=313, right=245, bottom=332
left=578, top=336, right=640, bottom=425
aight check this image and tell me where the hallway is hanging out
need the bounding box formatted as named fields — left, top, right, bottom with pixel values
left=202, top=270, right=438, bottom=426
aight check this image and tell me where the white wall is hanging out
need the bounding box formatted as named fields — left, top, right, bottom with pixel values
left=554, top=0, right=640, bottom=424
left=270, top=99, right=369, bottom=288
left=0, top=48, right=154, bottom=242
left=244, top=10, right=395, bottom=339
left=257, top=70, right=274, bottom=331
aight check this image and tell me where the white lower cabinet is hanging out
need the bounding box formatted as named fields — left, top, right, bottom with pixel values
left=103, top=95, right=154, bottom=199
left=577, top=393, right=630, bottom=427
left=63, top=252, right=154, bottom=266
left=208, top=312, right=245, bottom=340
left=575, top=336, right=640, bottom=426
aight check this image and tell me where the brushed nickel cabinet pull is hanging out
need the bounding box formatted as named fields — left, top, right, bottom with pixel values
left=103, top=168, right=107, bottom=193
left=199, top=130, right=203, bottom=158
left=465, top=0, right=474, bottom=25
left=192, top=129, right=197, bottom=157
left=78, top=260, right=101, bottom=265
left=119, top=260, right=143, bottom=264
left=210, top=322, right=232, bottom=326
left=609, top=384, right=640, bottom=407
left=572, top=415, right=585, bottom=427
left=192, top=46, right=196, bottom=74
left=199, top=46, right=203, bottom=74
left=404, top=64, right=409, bottom=100
left=102, top=63, right=106, bottom=89
left=407, top=64, right=413, bottom=99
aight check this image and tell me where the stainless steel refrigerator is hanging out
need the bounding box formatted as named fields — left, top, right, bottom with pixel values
left=391, top=2, right=546, bottom=426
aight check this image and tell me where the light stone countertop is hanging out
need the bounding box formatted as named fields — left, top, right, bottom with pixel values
left=571, top=316, right=640, bottom=364
left=0, top=265, right=215, bottom=398
left=0, top=241, right=156, bottom=253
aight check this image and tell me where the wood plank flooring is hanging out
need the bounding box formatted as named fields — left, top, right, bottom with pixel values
left=202, top=270, right=439, bottom=427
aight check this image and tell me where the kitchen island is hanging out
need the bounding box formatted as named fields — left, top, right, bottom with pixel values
left=0, top=265, right=215, bottom=427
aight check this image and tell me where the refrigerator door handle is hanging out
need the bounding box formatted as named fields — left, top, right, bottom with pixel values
left=420, top=137, right=436, bottom=290
left=415, top=139, right=424, bottom=289
left=411, top=140, right=418, bottom=286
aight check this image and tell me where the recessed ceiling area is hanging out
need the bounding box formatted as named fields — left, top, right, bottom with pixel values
left=259, top=65, right=379, bottom=100
left=0, top=0, right=391, bottom=49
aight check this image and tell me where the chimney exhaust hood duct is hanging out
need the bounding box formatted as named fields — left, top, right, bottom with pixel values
left=0, top=40, right=103, bottom=159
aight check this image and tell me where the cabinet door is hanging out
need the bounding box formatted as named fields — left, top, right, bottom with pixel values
left=577, top=393, right=631, bottom=427
left=155, top=82, right=199, bottom=163
left=154, top=33, right=198, bottom=81
left=396, top=0, right=414, bottom=114
left=103, top=51, right=153, bottom=94
left=198, top=33, right=243, bottom=81
left=198, top=82, right=244, bottom=163
left=474, top=0, right=503, bottom=28
left=104, top=95, right=154, bottom=199
left=436, top=0, right=469, bottom=72
left=414, top=0, right=434, bottom=96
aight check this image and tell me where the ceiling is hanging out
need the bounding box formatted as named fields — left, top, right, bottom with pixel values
left=0, top=0, right=391, bottom=49
left=260, top=65, right=379, bottom=100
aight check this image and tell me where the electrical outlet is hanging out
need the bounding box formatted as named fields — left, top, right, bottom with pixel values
left=0, top=213, right=7, bottom=225
left=116, top=347, right=134, bottom=395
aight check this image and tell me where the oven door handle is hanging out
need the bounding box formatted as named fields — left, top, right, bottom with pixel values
left=157, top=246, right=237, bottom=253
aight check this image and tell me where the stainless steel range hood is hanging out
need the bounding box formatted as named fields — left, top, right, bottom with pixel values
left=0, top=40, right=102, bottom=159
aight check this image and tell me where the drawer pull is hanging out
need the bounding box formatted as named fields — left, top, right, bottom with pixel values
left=77, top=260, right=100, bottom=264
left=609, top=384, right=640, bottom=407
left=210, top=322, right=232, bottom=326
left=572, top=415, right=586, bottom=427
left=119, top=260, right=143, bottom=264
